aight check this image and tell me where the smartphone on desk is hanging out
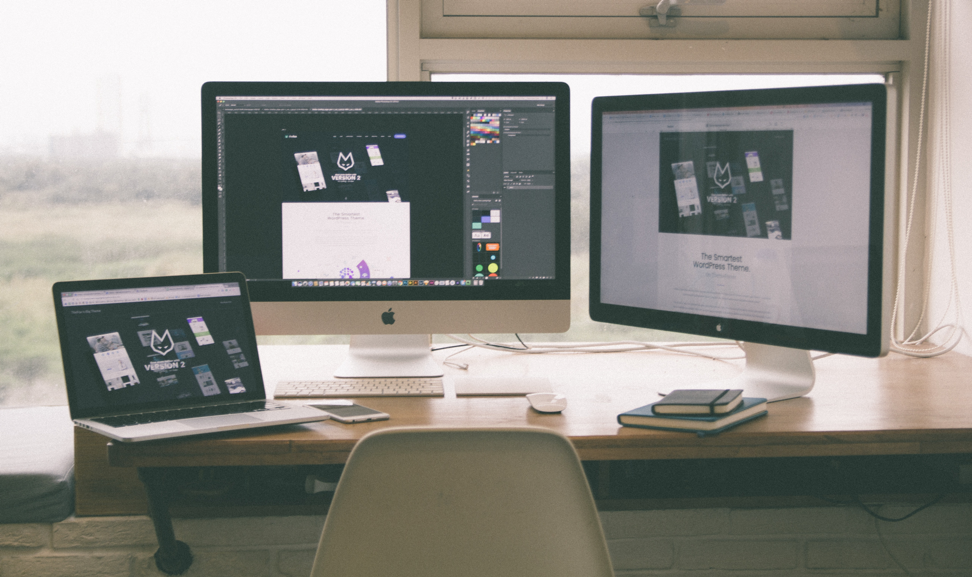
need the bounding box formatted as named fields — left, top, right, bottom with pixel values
left=309, top=401, right=390, bottom=424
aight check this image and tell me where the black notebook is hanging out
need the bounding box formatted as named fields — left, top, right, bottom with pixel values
left=651, top=389, right=744, bottom=415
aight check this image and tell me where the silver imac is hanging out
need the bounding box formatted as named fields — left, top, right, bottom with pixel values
left=202, top=81, right=571, bottom=377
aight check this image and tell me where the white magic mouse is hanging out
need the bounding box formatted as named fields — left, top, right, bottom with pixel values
left=526, top=392, right=567, bottom=414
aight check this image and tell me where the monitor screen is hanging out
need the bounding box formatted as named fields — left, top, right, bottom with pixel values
left=589, top=84, right=889, bottom=401
left=202, top=82, right=570, bottom=377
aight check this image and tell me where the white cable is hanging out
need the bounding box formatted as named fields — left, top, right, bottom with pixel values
left=890, top=0, right=963, bottom=358
left=445, top=334, right=745, bottom=361
left=890, top=0, right=932, bottom=350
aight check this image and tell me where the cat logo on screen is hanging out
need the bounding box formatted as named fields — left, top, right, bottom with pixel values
left=337, top=152, right=354, bottom=171
left=713, top=162, right=732, bottom=189
left=150, top=329, right=175, bottom=356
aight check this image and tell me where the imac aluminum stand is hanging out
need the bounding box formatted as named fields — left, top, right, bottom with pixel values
left=333, top=334, right=444, bottom=378
left=657, top=342, right=814, bottom=403
left=732, top=342, right=815, bottom=402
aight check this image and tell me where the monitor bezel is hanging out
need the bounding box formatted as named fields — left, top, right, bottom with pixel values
left=201, top=81, right=571, bottom=307
left=589, top=83, right=888, bottom=358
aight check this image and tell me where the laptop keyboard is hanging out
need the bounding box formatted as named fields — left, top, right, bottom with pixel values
left=274, top=378, right=445, bottom=398
left=91, top=400, right=288, bottom=428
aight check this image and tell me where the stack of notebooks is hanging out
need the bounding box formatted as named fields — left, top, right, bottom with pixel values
left=618, top=389, right=768, bottom=436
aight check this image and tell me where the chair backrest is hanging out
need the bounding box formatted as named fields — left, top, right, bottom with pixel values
left=310, top=427, right=614, bottom=577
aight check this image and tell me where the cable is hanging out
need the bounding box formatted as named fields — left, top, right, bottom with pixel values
left=890, top=0, right=964, bottom=358
left=874, top=514, right=915, bottom=577
left=445, top=334, right=745, bottom=362
left=855, top=492, right=947, bottom=523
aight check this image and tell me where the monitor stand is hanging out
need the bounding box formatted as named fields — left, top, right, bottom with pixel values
left=725, top=342, right=814, bottom=402
left=333, top=334, right=444, bottom=378
left=659, top=342, right=814, bottom=403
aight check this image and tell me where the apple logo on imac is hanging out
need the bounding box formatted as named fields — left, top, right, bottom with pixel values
left=381, top=308, right=395, bottom=325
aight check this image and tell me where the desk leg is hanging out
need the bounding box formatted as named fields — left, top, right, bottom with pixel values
left=138, top=468, right=193, bottom=575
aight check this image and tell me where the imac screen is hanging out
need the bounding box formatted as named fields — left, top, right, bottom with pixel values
left=201, top=82, right=570, bottom=376
left=590, top=84, right=888, bottom=400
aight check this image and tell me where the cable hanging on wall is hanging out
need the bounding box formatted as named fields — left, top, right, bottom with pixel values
left=890, top=0, right=965, bottom=358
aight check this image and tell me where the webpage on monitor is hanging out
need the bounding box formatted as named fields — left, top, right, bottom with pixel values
left=599, top=101, right=874, bottom=335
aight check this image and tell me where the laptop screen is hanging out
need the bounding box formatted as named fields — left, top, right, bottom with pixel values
left=55, top=274, right=265, bottom=418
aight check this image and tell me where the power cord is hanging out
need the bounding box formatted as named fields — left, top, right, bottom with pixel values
left=890, top=0, right=965, bottom=359
left=446, top=333, right=744, bottom=358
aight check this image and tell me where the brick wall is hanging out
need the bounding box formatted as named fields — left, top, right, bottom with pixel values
left=1, top=504, right=970, bottom=576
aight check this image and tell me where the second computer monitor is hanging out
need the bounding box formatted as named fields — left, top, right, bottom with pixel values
left=590, top=83, right=889, bottom=401
left=202, top=82, right=571, bottom=377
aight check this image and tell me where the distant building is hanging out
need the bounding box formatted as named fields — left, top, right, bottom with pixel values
left=48, top=131, right=119, bottom=160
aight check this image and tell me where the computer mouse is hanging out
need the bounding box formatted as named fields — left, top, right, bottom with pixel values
left=526, top=392, right=567, bottom=414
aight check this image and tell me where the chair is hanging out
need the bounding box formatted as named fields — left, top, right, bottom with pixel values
left=310, top=427, right=615, bottom=577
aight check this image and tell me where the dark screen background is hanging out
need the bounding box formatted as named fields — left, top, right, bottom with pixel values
left=222, top=113, right=465, bottom=280
left=63, top=296, right=261, bottom=416
left=658, top=130, right=794, bottom=240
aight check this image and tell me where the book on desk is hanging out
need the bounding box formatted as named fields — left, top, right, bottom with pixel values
left=618, top=397, right=768, bottom=436
left=650, top=388, right=744, bottom=415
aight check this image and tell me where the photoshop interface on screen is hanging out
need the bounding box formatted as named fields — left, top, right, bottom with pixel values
left=214, top=95, right=557, bottom=287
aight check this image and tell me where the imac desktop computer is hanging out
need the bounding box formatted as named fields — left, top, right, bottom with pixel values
left=589, top=83, right=890, bottom=402
left=201, top=81, right=571, bottom=379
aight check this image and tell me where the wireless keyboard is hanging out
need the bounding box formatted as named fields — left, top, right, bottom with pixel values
left=274, top=378, right=445, bottom=398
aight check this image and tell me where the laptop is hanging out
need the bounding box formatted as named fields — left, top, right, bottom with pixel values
left=53, top=272, right=330, bottom=442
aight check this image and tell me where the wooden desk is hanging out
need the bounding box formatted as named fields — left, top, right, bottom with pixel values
left=101, top=343, right=972, bottom=574
left=109, top=344, right=972, bottom=468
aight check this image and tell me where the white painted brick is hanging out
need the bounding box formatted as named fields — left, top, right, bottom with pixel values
left=599, top=509, right=728, bottom=539
left=132, top=548, right=270, bottom=577
left=614, top=567, right=904, bottom=577
left=923, top=537, right=972, bottom=570
left=53, top=516, right=156, bottom=548
left=606, top=538, right=674, bottom=570
left=0, top=523, right=50, bottom=548
left=875, top=537, right=972, bottom=571
left=0, top=553, right=133, bottom=577
left=173, top=515, right=325, bottom=547
left=806, top=538, right=896, bottom=569
left=729, top=507, right=873, bottom=535
left=277, top=548, right=319, bottom=577
left=867, top=503, right=972, bottom=535
left=677, top=538, right=798, bottom=570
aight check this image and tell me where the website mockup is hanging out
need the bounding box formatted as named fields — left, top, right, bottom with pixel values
left=214, top=95, right=559, bottom=288
left=60, top=283, right=262, bottom=414
left=599, top=101, right=874, bottom=335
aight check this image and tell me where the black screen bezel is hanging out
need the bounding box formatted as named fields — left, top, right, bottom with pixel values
left=54, top=272, right=266, bottom=419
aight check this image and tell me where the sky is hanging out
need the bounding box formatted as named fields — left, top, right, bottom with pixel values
left=0, top=1, right=388, bottom=157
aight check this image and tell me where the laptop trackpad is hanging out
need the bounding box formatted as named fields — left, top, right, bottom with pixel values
left=185, top=414, right=261, bottom=429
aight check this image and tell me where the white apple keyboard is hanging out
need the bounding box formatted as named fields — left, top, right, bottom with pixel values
left=274, top=378, right=444, bottom=398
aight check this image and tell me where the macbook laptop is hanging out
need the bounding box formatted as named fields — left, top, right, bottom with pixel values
left=53, top=272, right=330, bottom=442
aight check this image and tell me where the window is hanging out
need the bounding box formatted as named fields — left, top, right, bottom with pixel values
left=420, top=0, right=898, bottom=40
left=0, top=1, right=387, bottom=407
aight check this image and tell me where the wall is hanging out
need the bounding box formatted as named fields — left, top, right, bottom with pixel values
left=925, top=0, right=972, bottom=356
left=2, top=505, right=971, bottom=576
